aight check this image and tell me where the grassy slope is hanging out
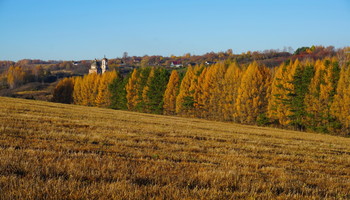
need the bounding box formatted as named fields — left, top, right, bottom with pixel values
left=0, top=97, right=350, bottom=199
left=0, top=82, right=56, bottom=101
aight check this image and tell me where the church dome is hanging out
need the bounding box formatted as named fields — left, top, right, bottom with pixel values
left=91, top=60, right=98, bottom=69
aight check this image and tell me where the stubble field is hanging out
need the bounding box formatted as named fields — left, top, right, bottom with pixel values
left=0, top=97, right=350, bottom=199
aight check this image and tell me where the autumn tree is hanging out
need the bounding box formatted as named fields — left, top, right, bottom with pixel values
left=141, top=68, right=155, bottom=112
left=84, top=73, right=100, bottom=106
left=33, top=65, right=45, bottom=82
left=176, top=65, right=203, bottom=117
left=235, top=61, right=271, bottom=124
left=132, top=67, right=152, bottom=111
left=221, top=62, right=242, bottom=121
left=176, top=66, right=194, bottom=115
left=52, top=77, right=74, bottom=104
left=95, top=71, right=117, bottom=107
left=7, top=66, right=26, bottom=89
left=73, top=76, right=83, bottom=105
left=126, top=69, right=141, bottom=111
left=194, top=67, right=208, bottom=118
left=163, top=70, right=180, bottom=115
left=267, top=60, right=299, bottom=126
left=72, top=73, right=100, bottom=106
left=197, top=62, right=227, bottom=119
left=304, top=58, right=340, bottom=132
left=331, top=64, right=350, bottom=134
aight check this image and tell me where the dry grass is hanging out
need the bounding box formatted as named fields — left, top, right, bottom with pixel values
left=1, top=97, right=350, bottom=199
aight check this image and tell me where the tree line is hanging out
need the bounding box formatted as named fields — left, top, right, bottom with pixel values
left=2, top=65, right=53, bottom=89
left=53, top=55, right=350, bottom=135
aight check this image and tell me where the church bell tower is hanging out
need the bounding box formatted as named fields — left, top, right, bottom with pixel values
left=101, top=56, right=109, bottom=74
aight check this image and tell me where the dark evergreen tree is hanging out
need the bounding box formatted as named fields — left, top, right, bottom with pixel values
left=330, top=60, right=341, bottom=98
left=143, top=68, right=170, bottom=114
left=287, top=64, right=314, bottom=131
left=109, top=71, right=129, bottom=110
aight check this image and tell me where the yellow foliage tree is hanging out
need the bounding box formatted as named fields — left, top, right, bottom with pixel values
left=221, top=62, right=242, bottom=121
left=189, top=65, right=204, bottom=115
left=141, top=68, right=155, bottom=113
left=95, top=71, right=117, bottom=108
left=331, top=65, right=350, bottom=133
left=304, top=59, right=340, bottom=132
left=235, top=61, right=271, bottom=124
left=85, top=73, right=100, bottom=106
left=126, top=69, right=141, bottom=111
left=73, top=76, right=83, bottom=105
left=198, top=62, right=227, bottom=119
left=163, top=70, right=180, bottom=115
left=52, top=77, right=75, bottom=104
left=267, top=60, right=299, bottom=126
left=195, top=67, right=208, bottom=118
left=176, top=65, right=203, bottom=116
left=73, top=73, right=100, bottom=106
left=7, top=66, right=25, bottom=89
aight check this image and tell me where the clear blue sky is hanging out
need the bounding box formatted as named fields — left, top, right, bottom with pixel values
left=0, top=0, right=349, bottom=61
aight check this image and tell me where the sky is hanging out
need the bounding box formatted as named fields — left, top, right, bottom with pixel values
left=0, top=0, right=349, bottom=61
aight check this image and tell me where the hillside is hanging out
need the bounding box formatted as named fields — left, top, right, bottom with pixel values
left=0, top=82, right=56, bottom=101
left=1, top=97, right=350, bottom=199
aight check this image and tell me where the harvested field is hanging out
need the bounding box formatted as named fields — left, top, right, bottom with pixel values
left=0, top=97, right=350, bottom=199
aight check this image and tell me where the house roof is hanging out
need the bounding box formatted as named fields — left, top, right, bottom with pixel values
left=171, top=61, right=182, bottom=65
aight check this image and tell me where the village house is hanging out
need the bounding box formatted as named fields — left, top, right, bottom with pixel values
left=170, top=61, right=183, bottom=68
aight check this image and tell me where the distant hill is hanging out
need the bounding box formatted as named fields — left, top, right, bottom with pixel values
left=1, top=97, right=350, bottom=199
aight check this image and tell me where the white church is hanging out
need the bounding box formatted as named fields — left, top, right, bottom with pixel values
left=89, top=57, right=109, bottom=74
